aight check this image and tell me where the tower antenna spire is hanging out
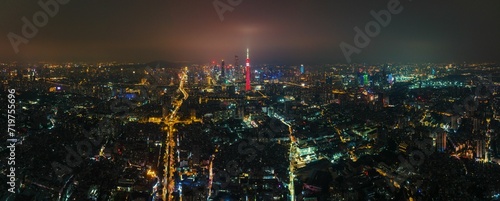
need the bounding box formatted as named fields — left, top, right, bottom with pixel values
left=245, top=48, right=251, bottom=91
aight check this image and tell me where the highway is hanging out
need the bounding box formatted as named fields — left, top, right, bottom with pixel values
left=162, top=67, right=189, bottom=201
left=280, top=81, right=309, bottom=89
left=275, top=114, right=296, bottom=201
left=288, top=126, right=296, bottom=201
left=207, top=153, right=215, bottom=199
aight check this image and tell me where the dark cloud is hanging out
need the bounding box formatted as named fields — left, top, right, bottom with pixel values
left=0, top=0, right=499, bottom=63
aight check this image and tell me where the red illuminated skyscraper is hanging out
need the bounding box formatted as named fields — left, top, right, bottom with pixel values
left=245, top=48, right=251, bottom=91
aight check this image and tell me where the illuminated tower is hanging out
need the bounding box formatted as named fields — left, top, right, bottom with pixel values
left=245, top=48, right=251, bottom=91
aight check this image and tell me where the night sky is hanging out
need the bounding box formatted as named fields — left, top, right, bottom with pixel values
left=1, top=0, right=499, bottom=64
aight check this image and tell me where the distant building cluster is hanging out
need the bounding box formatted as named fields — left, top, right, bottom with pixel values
left=1, top=61, right=499, bottom=200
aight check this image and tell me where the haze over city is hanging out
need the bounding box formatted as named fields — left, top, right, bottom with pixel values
left=1, top=0, right=500, bottom=63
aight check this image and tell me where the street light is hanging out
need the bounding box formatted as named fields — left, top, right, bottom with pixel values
left=147, top=169, right=157, bottom=178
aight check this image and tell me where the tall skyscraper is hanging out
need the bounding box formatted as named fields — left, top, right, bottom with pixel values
left=234, top=55, right=239, bottom=67
left=473, top=117, right=481, bottom=133
left=233, top=55, right=240, bottom=81
left=221, top=60, right=225, bottom=78
left=451, top=116, right=458, bottom=131
left=437, top=132, right=447, bottom=152
left=476, top=139, right=485, bottom=159
left=245, top=48, right=251, bottom=91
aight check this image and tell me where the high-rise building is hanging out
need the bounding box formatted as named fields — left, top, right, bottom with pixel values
left=476, top=139, right=486, bottom=159
left=227, top=85, right=236, bottom=96
left=237, top=101, right=245, bottom=119
left=473, top=117, right=481, bottom=133
left=300, top=64, right=305, bottom=74
left=451, top=116, right=458, bottom=131
left=234, top=55, right=239, bottom=68
left=234, top=55, right=240, bottom=81
left=245, top=48, right=251, bottom=91
left=221, top=60, right=225, bottom=79
left=363, top=73, right=369, bottom=86
left=436, top=132, right=447, bottom=152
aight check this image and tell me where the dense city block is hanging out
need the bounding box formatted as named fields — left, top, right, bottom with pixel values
left=1, top=62, right=499, bottom=200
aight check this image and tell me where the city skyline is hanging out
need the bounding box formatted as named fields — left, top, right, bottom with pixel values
left=1, top=0, right=500, bottom=63
left=1, top=1, right=500, bottom=200
left=2, top=59, right=499, bottom=200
